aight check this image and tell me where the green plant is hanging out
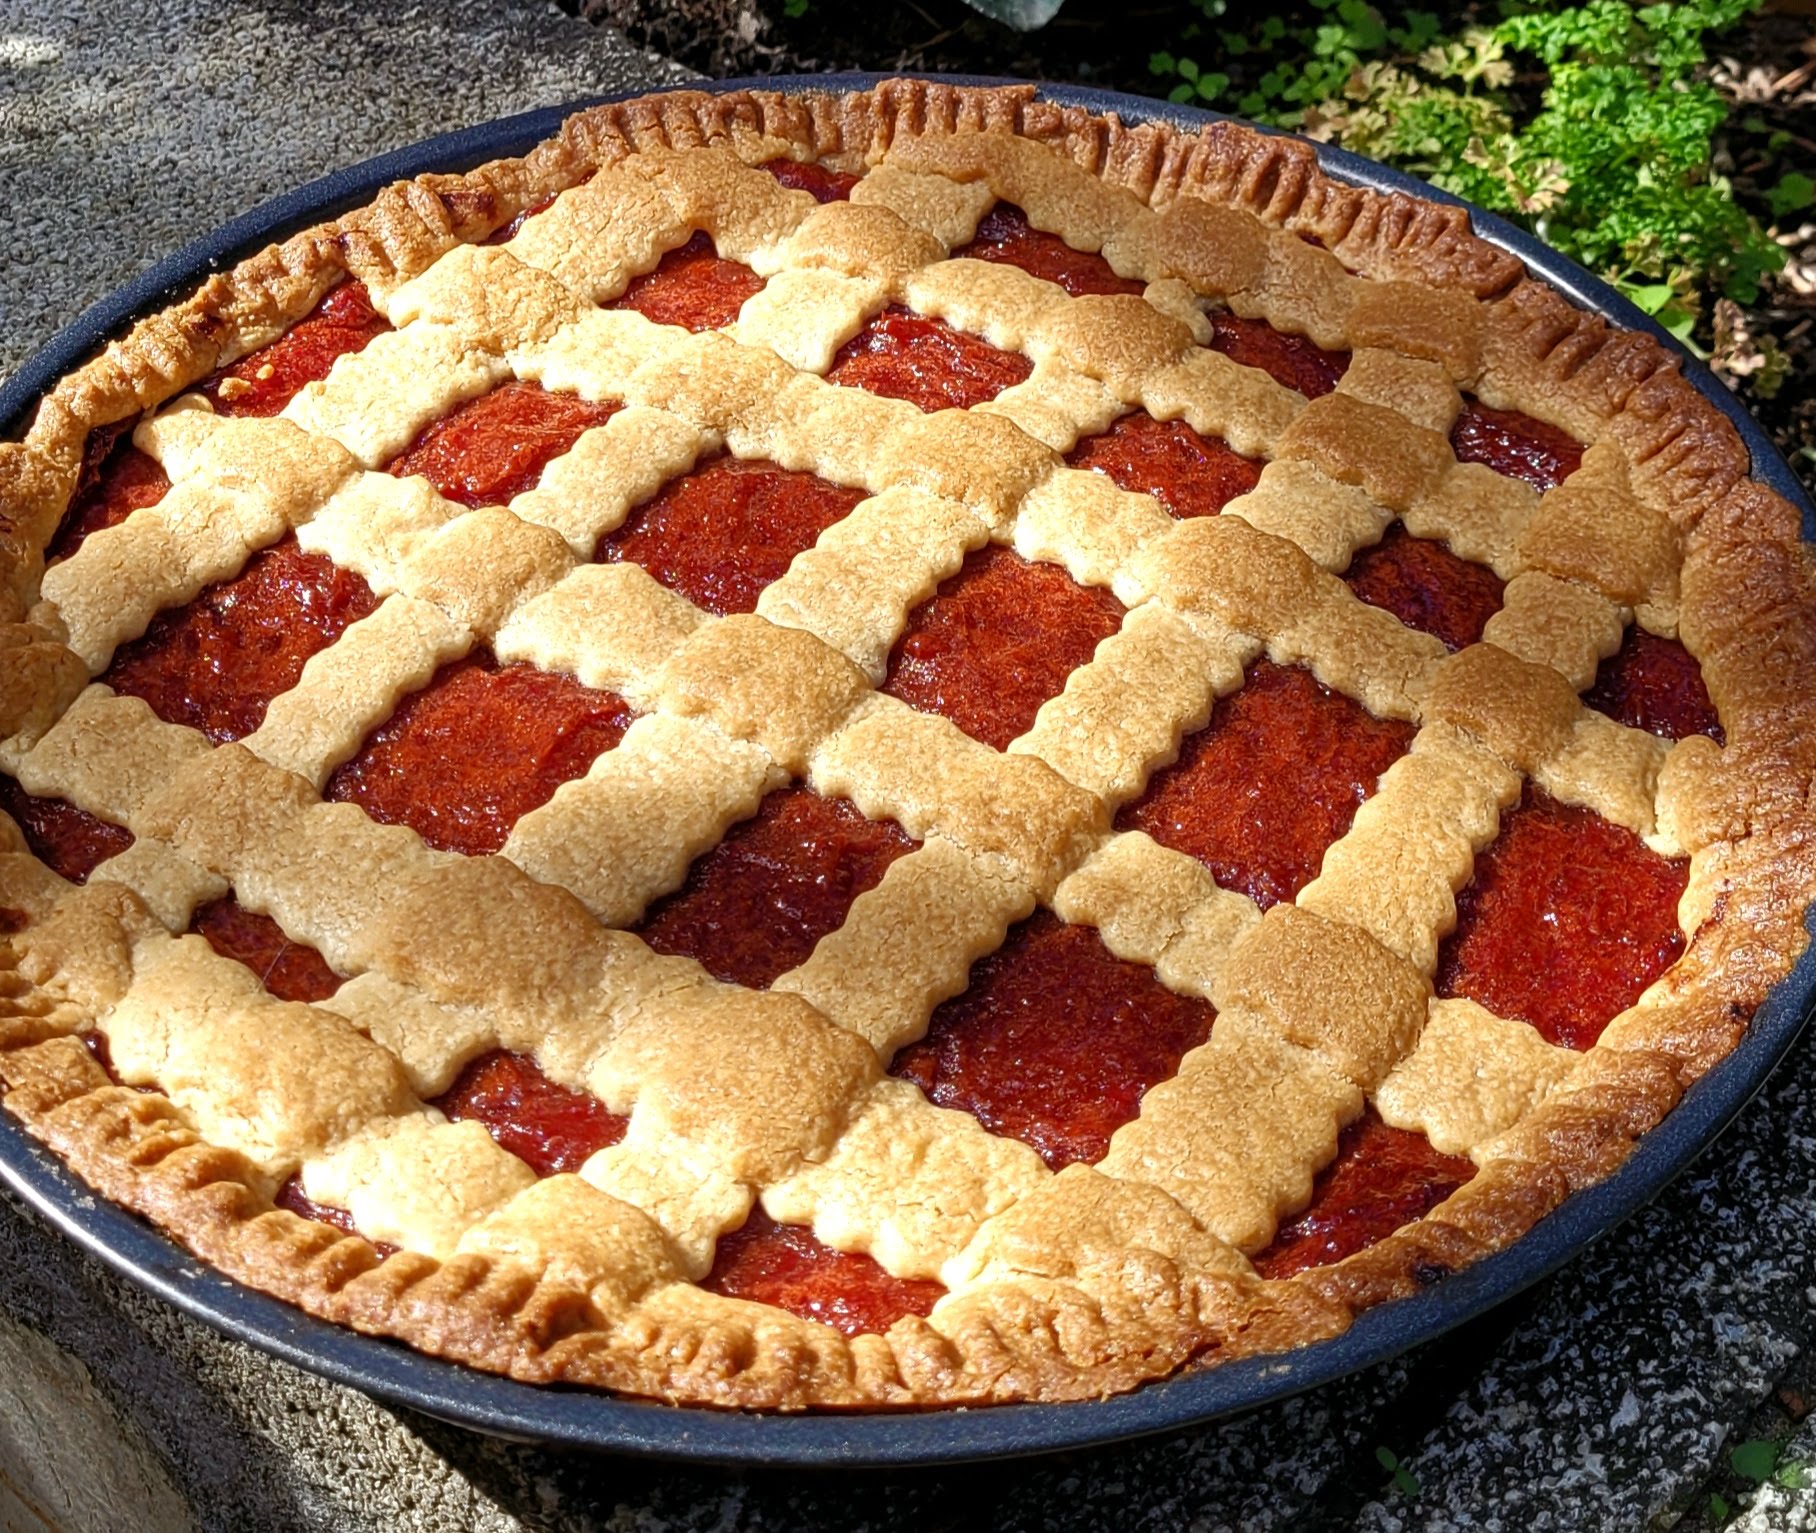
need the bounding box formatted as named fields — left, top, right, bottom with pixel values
left=1374, top=1444, right=1420, bottom=1497
left=1148, top=0, right=1789, bottom=342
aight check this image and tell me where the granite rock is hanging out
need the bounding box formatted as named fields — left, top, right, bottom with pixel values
left=0, top=0, right=691, bottom=384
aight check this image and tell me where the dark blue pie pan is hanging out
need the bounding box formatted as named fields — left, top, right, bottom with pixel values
left=2, top=74, right=1812, bottom=1467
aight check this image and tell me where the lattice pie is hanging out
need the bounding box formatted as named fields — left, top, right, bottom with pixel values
left=1, top=81, right=1811, bottom=1409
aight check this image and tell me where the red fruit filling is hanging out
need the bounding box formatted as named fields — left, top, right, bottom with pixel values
left=957, top=203, right=1145, bottom=297
left=763, top=160, right=860, bottom=202
left=1450, top=399, right=1584, bottom=493
left=1066, top=410, right=1261, bottom=520
left=386, top=380, right=622, bottom=508
left=1435, top=787, right=1689, bottom=1050
left=1208, top=311, right=1349, bottom=398
left=49, top=421, right=171, bottom=563
left=1253, top=1109, right=1476, bottom=1278
left=605, top=231, right=766, bottom=331
left=1116, top=660, right=1413, bottom=910
left=203, top=281, right=391, bottom=418
left=324, top=653, right=637, bottom=857
left=883, top=544, right=1123, bottom=751
left=636, top=788, right=916, bottom=989
left=1583, top=627, right=1723, bottom=743
left=191, top=897, right=343, bottom=1004
left=0, top=778, right=133, bottom=883
left=597, top=455, right=865, bottom=616
left=433, top=1049, right=628, bottom=1177
left=703, top=1209, right=944, bottom=1338
left=1342, top=524, right=1505, bottom=653
left=826, top=306, right=1033, bottom=412
left=890, top=911, right=1216, bottom=1171
left=102, top=537, right=379, bottom=743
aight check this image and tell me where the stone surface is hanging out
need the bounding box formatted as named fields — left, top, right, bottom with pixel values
left=0, top=0, right=690, bottom=384
left=3, top=2, right=1816, bottom=1526
left=0, top=1308, right=195, bottom=1533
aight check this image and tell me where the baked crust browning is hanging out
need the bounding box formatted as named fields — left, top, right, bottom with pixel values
left=1, top=79, right=1812, bottom=1411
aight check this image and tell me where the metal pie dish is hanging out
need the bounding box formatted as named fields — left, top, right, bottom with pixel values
left=2, top=74, right=1812, bottom=1468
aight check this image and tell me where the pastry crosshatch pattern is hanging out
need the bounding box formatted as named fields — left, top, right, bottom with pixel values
left=0, top=83, right=1806, bottom=1411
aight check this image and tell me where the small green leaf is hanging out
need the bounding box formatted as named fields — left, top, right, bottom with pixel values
left=782, top=0, right=809, bottom=15
left=1776, top=1459, right=1811, bottom=1489
left=1374, top=1445, right=1420, bottom=1497
left=1621, top=281, right=1677, bottom=314
left=1731, top=1438, right=1780, bottom=1483
left=1709, top=1491, right=1731, bottom=1521
left=1196, top=71, right=1231, bottom=100
left=1766, top=171, right=1815, bottom=221
left=1169, top=83, right=1197, bottom=105
left=1177, top=56, right=1201, bottom=82
left=1149, top=50, right=1176, bottom=75
left=1660, top=307, right=1700, bottom=347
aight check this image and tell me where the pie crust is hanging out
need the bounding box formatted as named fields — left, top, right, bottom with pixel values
left=1, top=79, right=1812, bottom=1410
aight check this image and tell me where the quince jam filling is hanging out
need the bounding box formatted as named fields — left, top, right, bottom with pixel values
left=604, top=231, right=766, bottom=332
left=1117, top=660, right=1414, bottom=910
left=826, top=306, right=1033, bottom=412
left=702, top=1209, right=944, bottom=1339
left=386, top=381, right=622, bottom=507
left=0, top=778, right=133, bottom=883
left=432, top=1050, right=627, bottom=1176
left=1253, top=1109, right=1475, bottom=1280
left=635, top=787, right=917, bottom=989
left=103, top=537, right=380, bottom=743
left=202, top=281, right=391, bottom=418
left=891, top=911, right=1216, bottom=1171
left=957, top=203, right=1146, bottom=298
left=0, top=781, right=336, bottom=1008
left=1437, top=787, right=1689, bottom=1051
left=274, top=1179, right=378, bottom=1245
left=48, top=281, right=389, bottom=563
left=763, top=160, right=860, bottom=202
left=48, top=420, right=171, bottom=562
left=1066, top=410, right=1262, bottom=520
left=1343, top=524, right=1506, bottom=653
left=1451, top=398, right=1584, bottom=493
left=1585, top=627, right=1723, bottom=743
left=1197, top=312, right=1585, bottom=494
left=597, top=456, right=866, bottom=616
left=324, top=653, right=637, bottom=858
left=883, top=545, right=1125, bottom=750
left=1209, top=312, right=1350, bottom=398
left=190, top=897, right=342, bottom=1004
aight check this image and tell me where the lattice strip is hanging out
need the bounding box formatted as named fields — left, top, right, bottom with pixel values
left=243, top=596, right=473, bottom=788
left=500, top=713, right=782, bottom=926
left=1374, top=997, right=1578, bottom=1160
left=1011, top=603, right=1252, bottom=806
left=1052, top=831, right=1260, bottom=999
left=41, top=413, right=357, bottom=670
left=763, top=1078, right=1050, bottom=1280
left=772, top=834, right=1034, bottom=1058
left=755, top=487, right=988, bottom=682
left=1296, top=723, right=1521, bottom=974
left=1097, top=1011, right=1362, bottom=1253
